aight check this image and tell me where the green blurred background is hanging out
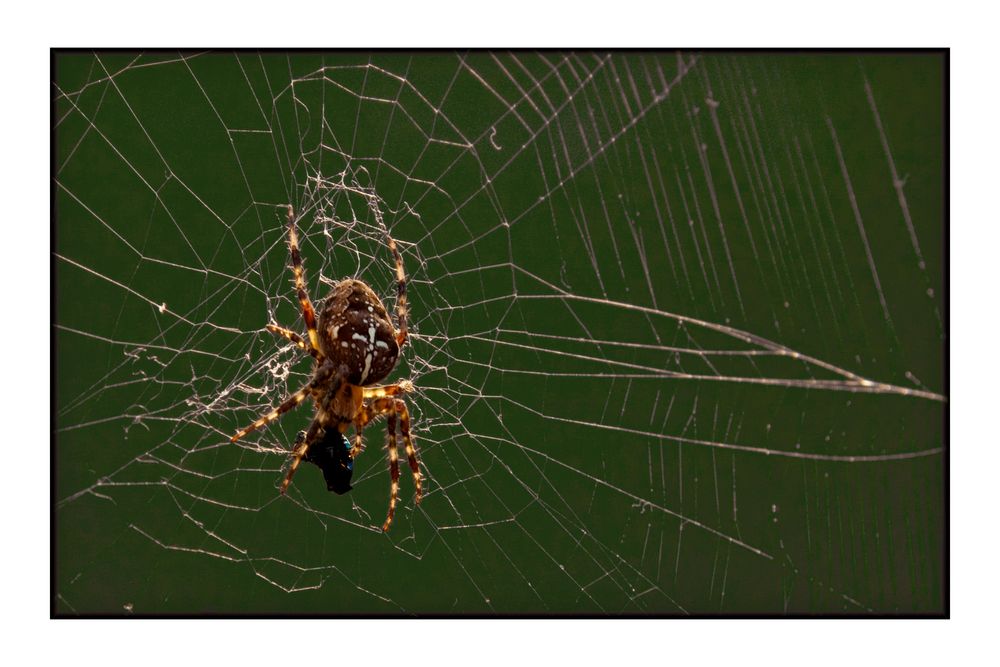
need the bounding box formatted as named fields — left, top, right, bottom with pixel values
left=54, top=51, right=945, bottom=615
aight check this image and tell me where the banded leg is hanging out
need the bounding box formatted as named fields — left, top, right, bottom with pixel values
left=229, top=359, right=336, bottom=444
left=362, top=379, right=414, bottom=400
left=280, top=421, right=323, bottom=494
left=396, top=399, right=423, bottom=505
left=277, top=366, right=349, bottom=493
left=354, top=396, right=422, bottom=531
left=266, top=323, right=319, bottom=360
left=383, top=412, right=400, bottom=532
left=385, top=233, right=408, bottom=348
left=229, top=385, right=311, bottom=443
left=350, top=400, right=381, bottom=456
left=350, top=422, right=365, bottom=458
left=287, top=205, right=321, bottom=354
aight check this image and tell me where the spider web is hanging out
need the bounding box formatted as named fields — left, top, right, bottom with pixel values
left=53, top=51, right=946, bottom=615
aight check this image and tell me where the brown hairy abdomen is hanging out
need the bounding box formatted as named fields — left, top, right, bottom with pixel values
left=318, top=280, right=400, bottom=385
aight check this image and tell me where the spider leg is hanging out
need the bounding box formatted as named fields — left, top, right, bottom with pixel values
left=385, top=233, right=408, bottom=349
left=355, top=396, right=422, bottom=532
left=396, top=398, right=422, bottom=505
left=383, top=411, right=400, bottom=532
left=287, top=205, right=322, bottom=355
left=229, top=359, right=336, bottom=444
left=266, top=323, right=320, bottom=360
left=350, top=422, right=365, bottom=458
left=350, top=400, right=383, bottom=456
left=229, top=385, right=311, bottom=443
left=361, top=379, right=414, bottom=400
left=279, top=420, right=323, bottom=494
left=277, top=365, right=350, bottom=493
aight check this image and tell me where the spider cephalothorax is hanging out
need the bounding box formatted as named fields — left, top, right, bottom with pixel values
left=230, top=205, right=421, bottom=532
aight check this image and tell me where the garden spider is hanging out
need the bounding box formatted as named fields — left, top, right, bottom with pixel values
left=230, top=205, right=421, bottom=532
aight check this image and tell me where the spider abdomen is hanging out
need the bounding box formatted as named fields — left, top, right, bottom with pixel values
left=317, top=279, right=400, bottom=386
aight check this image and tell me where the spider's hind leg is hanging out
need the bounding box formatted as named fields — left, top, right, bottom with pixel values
left=385, top=233, right=409, bottom=349
left=266, top=323, right=319, bottom=360
left=286, top=205, right=323, bottom=356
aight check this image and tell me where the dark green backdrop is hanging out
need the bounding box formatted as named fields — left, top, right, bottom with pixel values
left=54, top=51, right=945, bottom=615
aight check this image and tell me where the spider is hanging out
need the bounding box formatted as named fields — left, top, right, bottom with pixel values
left=230, top=204, right=421, bottom=532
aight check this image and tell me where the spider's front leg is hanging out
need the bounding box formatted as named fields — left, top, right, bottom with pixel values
left=362, top=380, right=414, bottom=400
left=280, top=422, right=322, bottom=494
left=230, top=385, right=312, bottom=444
left=349, top=381, right=415, bottom=458
left=350, top=422, right=365, bottom=458
left=277, top=365, right=352, bottom=494
left=354, top=395, right=422, bottom=532
left=229, top=358, right=336, bottom=444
